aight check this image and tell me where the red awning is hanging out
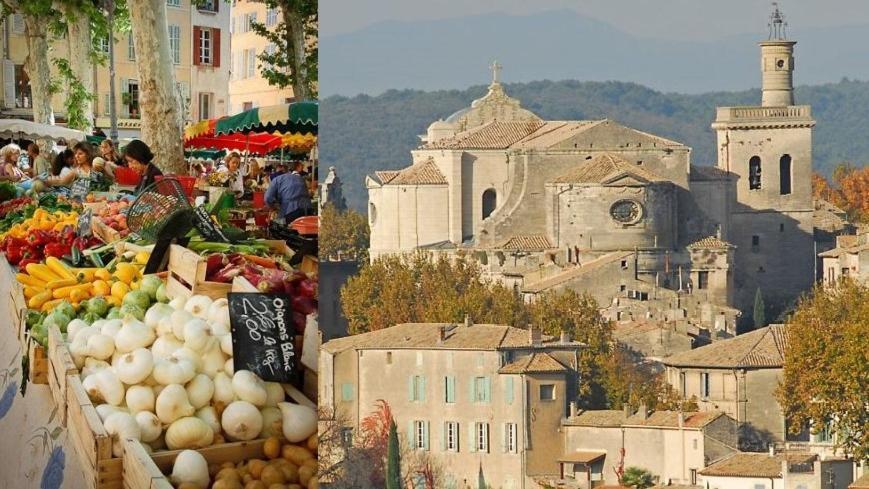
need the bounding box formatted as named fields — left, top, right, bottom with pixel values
left=183, top=132, right=283, bottom=155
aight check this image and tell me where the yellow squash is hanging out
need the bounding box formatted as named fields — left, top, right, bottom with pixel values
left=45, top=257, right=76, bottom=281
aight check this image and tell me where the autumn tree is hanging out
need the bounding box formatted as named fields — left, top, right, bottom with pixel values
left=602, top=345, right=697, bottom=412
left=812, top=163, right=869, bottom=223
left=250, top=0, right=318, bottom=100
left=776, top=280, right=869, bottom=461
left=320, top=203, right=369, bottom=261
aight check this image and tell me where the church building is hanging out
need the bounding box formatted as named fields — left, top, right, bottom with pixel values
left=367, top=11, right=815, bottom=327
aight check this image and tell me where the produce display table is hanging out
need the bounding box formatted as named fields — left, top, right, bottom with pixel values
left=0, top=257, right=88, bottom=489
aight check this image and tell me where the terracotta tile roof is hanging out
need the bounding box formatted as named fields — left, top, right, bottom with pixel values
left=423, top=120, right=545, bottom=149
left=558, top=451, right=607, bottom=463
left=699, top=452, right=815, bottom=478
left=523, top=251, right=634, bottom=293
left=510, top=120, right=601, bottom=149
left=496, top=234, right=554, bottom=252
left=690, top=165, right=732, bottom=181
left=498, top=352, right=567, bottom=374
left=687, top=236, right=734, bottom=249
left=384, top=159, right=447, bottom=185
left=850, top=473, right=869, bottom=489
left=564, top=410, right=725, bottom=429
left=322, top=323, right=558, bottom=353
left=814, top=199, right=852, bottom=233
left=662, top=324, right=789, bottom=369
left=374, top=170, right=399, bottom=183
left=551, top=153, right=666, bottom=184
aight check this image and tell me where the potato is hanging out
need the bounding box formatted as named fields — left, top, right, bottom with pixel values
left=248, top=459, right=268, bottom=479
left=245, top=481, right=266, bottom=489
left=213, top=479, right=244, bottom=489
left=281, top=445, right=314, bottom=465
left=216, top=468, right=242, bottom=483
left=260, top=465, right=286, bottom=486
left=298, top=465, right=315, bottom=486
left=264, top=437, right=282, bottom=460
left=279, top=464, right=299, bottom=484
left=306, top=435, right=317, bottom=453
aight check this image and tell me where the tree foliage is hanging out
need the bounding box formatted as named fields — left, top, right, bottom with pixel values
left=341, top=253, right=680, bottom=410
left=323, top=79, right=869, bottom=212
left=319, top=203, right=369, bottom=261
left=777, top=281, right=869, bottom=461
left=621, top=466, right=655, bottom=489
left=385, top=419, right=401, bottom=489
left=813, top=163, right=869, bottom=223
left=753, top=288, right=766, bottom=330
left=250, top=0, right=318, bottom=99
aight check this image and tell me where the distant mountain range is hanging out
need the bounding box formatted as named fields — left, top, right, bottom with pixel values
left=321, top=79, right=869, bottom=212
left=320, top=9, right=869, bottom=97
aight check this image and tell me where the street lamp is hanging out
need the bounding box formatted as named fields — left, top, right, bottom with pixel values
left=104, top=0, right=119, bottom=146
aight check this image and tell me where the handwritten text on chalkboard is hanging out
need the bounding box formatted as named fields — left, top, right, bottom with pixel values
left=228, top=293, right=296, bottom=383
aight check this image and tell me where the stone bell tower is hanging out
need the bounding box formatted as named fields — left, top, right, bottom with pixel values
left=712, top=2, right=816, bottom=324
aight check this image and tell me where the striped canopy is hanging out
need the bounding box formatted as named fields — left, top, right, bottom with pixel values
left=215, top=102, right=317, bottom=136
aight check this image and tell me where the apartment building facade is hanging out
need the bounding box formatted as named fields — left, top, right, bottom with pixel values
left=0, top=0, right=229, bottom=136
left=320, top=321, right=585, bottom=489
left=228, top=0, right=294, bottom=113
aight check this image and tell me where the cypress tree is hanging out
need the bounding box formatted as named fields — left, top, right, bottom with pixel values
left=386, top=420, right=402, bottom=489
left=753, top=288, right=766, bottom=329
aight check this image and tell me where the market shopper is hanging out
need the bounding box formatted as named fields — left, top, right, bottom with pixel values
left=27, top=143, right=50, bottom=177
left=124, top=139, right=163, bottom=193
left=0, top=144, right=25, bottom=183
left=100, top=139, right=124, bottom=166
left=39, top=149, right=76, bottom=188
left=265, top=161, right=311, bottom=222
left=218, top=152, right=245, bottom=195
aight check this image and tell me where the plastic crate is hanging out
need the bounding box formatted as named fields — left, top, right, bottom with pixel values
left=154, top=175, right=196, bottom=198
left=113, top=166, right=140, bottom=186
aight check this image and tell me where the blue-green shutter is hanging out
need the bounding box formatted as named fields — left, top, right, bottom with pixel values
left=445, top=376, right=456, bottom=403
left=408, top=420, right=415, bottom=448
left=470, top=377, right=477, bottom=403
left=501, top=423, right=507, bottom=453
left=341, top=383, right=353, bottom=401
left=419, top=375, right=426, bottom=402
left=455, top=422, right=460, bottom=451
left=408, top=376, right=415, bottom=401
left=504, top=377, right=514, bottom=405
left=423, top=421, right=430, bottom=450
left=440, top=422, right=446, bottom=450
left=468, top=423, right=476, bottom=452
left=483, top=377, right=491, bottom=403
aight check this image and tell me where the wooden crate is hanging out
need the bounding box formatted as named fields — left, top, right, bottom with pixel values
left=123, top=439, right=269, bottom=489
left=92, top=217, right=121, bottom=244
left=300, top=254, right=318, bottom=275
left=66, top=375, right=123, bottom=489
left=29, top=340, right=48, bottom=384
left=47, top=325, right=76, bottom=426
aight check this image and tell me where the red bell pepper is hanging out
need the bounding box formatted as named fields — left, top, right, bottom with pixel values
left=17, top=258, right=40, bottom=269
left=44, top=242, right=67, bottom=258
left=5, top=244, right=22, bottom=265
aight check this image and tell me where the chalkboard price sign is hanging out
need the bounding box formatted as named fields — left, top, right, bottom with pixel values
left=228, top=292, right=297, bottom=383
left=192, top=205, right=229, bottom=242
left=78, top=208, right=93, bottom=237
left=70, top=177, right=91, bottom=201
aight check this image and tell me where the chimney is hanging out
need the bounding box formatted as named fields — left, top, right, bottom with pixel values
left=560, top=330, right=570, bottom=343
left=569, top=401, right=577, bottom=418
left=638, top=402, right=648, bottom=420
left=529, top=326, right=541, bottom=346
left=623, top=404, right=632, bottom=418
left=464, top=315, right=472, bottom=328
left=677, top=412, right=684, bottom=429
left=768, top=443, right=775, bottom=457
left=438, top=325, right=446, bottom=343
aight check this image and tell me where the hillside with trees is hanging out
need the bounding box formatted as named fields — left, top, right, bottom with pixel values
left=321, top=78, right=869, bottom=211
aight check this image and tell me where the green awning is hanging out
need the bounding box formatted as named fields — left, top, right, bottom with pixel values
left=184, top=149, right=227, bottom=160
left=86, top=135, right=106, bottom=144
left=215, top=102, right=318, bottom=136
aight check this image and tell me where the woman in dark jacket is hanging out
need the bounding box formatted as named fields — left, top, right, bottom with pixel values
left=123, top=140, right=163, bottom=194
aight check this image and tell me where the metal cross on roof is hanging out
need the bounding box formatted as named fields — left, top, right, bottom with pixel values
left=490, top=60, right=502, bottom=84
left=768, top=2, right=788, bottom=40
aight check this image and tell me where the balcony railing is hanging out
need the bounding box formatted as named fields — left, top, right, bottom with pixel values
left=715, top=105, right=812, bottom=121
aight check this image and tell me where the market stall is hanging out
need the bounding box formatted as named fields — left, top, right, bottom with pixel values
left=0, top=169, right=319, bottom=488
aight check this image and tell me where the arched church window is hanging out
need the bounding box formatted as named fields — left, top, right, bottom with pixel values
left=482, top=189, right=497, bottom=219
left=779, top=154, right=792, bottom=195
left=749, top=156, right=762, bottom=190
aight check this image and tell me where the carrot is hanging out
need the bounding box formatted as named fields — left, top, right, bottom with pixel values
left=242, top=254, right=277, bottom=269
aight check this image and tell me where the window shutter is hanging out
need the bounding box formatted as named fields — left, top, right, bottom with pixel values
left=419, top=375, right=426, bottom=402
left=120, top=78, right=129, bottom=117
left=470, top=378, right=476, bottom=403
left=505, top=377, right=514, bottom=405
left=408, top=421, right=415, bottom=449
left=193, top=26, right=201, bottom=65
left=213, top=0, right=218, bottom=12
left=423, top=421, right=430, bottom=451
left=213, top=29, right=221, bottom=67
left=483, top=423, right=489, bottom=453
left=440, top=422, right=446, bottom=451
left=468, top=423, right=476, bottom=453
left=483, top=377, right=491, bottom=403
left=4, top=60, right=16, bottom=108
left=502, top=423, right=507, bottom=453
left=455, top=422, right=459, bottom=451
left=408, top=376, right=415, bottom=401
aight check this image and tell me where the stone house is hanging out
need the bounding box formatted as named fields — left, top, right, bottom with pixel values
left=319, top=320, right=585, bottom=489
left=368, top=25, right=820, bottom=327
left=698, top=451, right=854, bottom=489
left=544, top=408, right=737, bottom=488
left=819, top=232, right=869, bottom=288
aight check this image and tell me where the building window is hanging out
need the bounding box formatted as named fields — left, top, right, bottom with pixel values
left=168, top=25, right=181, bottom=64
left=539, top=384, right=556, bottom=401
left=97, top=36, right=110, bottom=54
left=242, top=102, right=253, bottom=111
left=444, top=376, right=456, bottom=403
left=697, top=271, right=709, bottom=290
left=413, top=420, right=430, bottom=451
left=779, top=154, right=792, bottom=195
left=198, top=93, right=212, bottom=120
left=243, top=12, right=257, bottom=32
left=693, top=438, right=698, bottom=450
left=472, top=376, right=490, bottom=403
left=504, top=423, right=517, bottom=453
left=198, top=0, right=217, bottom=11
left=482, top=189, right=497, bottom=219
left=128, top=34, right=136, bottom=61
left=199, top=28, right=212, bottom=65
left=780, top=223, right=785, bottom=232
left=340, top=383, right=353, bottom=402
left=504, top=376, right=514, bottom=405
left=752, top=235, right=760, bottom=252
left=749, top=156, right=762, bottom=190
left=246, top=47, right=256, bottom=78
left=11, top=14, right=24, bottom=34
left=680, top=372, right=686, bottom=396
left=409, top=375, right=426, bottom=402
left=444, top=421, right=459, bottom=451
left=266, top=7, right=278, bottom=27
left=263, top=43, right=276, bottom=70
left=475, top=422, right=489, bottom=453
left=166, top=0, right=180, bottom=6
left=690, top=469, right=697, bottom=485
left=700, top=372, right=710, bottom=399
left=340, top=427, right=353, bottom=447
left=386, top=351, right=392, bottom=364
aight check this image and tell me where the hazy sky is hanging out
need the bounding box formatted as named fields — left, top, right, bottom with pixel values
left=321, top=0, right=869, bottom=39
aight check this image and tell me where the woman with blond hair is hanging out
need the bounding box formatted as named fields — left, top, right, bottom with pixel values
left=0, top=144, right=25, bottom=182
